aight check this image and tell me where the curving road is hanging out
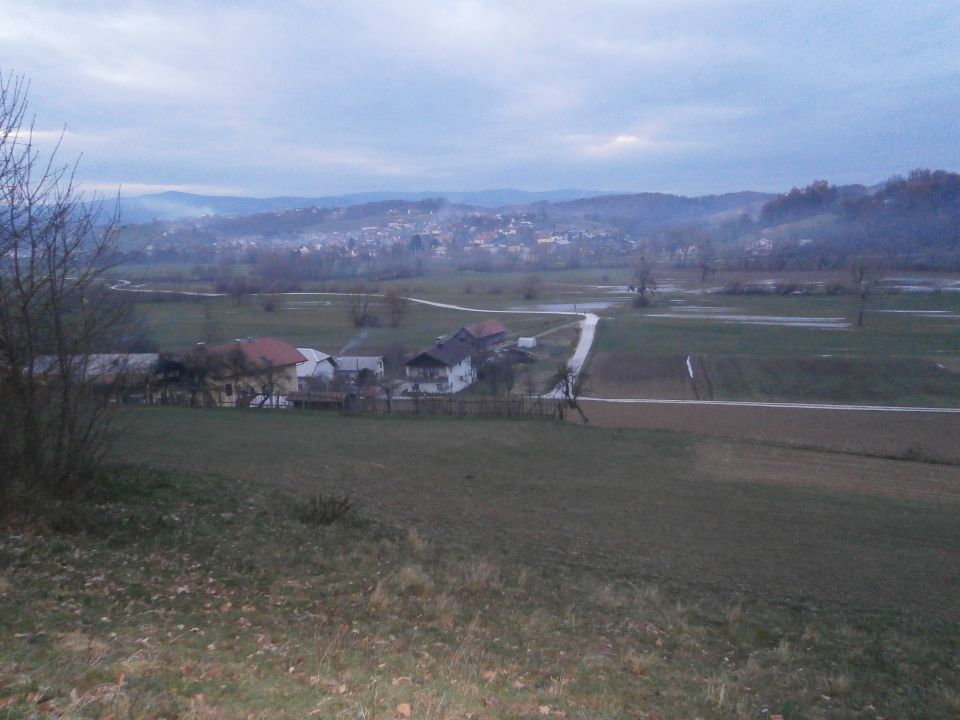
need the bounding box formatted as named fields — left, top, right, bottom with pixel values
left=109, top=279, right=600, bottom=394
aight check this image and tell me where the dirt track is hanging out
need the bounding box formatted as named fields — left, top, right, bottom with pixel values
left=579, top=399, right=960, bottom=462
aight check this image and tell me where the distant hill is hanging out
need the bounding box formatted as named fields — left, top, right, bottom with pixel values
left=544, top=191, right=775, bottom=232
left=117, top=189, right=618, bottom=223
left=756, top=171, right=960, bottom=258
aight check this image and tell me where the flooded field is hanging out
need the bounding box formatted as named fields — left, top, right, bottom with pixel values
left=644, top=307, right=850, bottom=329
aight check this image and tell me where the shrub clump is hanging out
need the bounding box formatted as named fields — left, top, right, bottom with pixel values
left=294, top=492, right=358, bottom=526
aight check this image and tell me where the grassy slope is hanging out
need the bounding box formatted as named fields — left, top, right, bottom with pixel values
left=7, top=462, right=957, bottom=719
left=3, top=409, right=960, bottom=718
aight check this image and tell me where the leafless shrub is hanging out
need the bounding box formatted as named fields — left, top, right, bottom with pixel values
left=0, top=70, right=126, bottom=504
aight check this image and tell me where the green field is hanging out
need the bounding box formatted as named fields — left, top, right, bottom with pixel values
left=133, top=294, right=571, bottom=355
left=119, top=265, right=960, bottom=406
left=587, top=287, right=960, bottom=406
left=595, top=292, right=960, bottom=358
left=3, top=408, right=959, bottom=718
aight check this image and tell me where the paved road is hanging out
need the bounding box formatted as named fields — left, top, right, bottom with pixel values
left=581, top=397, right=960, bottom=413
left=111, top=280, right=957, bottom=415
left=110, top=280, right=600, bottom=393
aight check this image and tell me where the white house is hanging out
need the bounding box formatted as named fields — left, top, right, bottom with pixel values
left=404, top=339, right=474, bottom=394
left=517, top=337, right=537, bottom=349
left=334, top=355, right=384, bottom=382
left=296, top=347, right=336, bottom=389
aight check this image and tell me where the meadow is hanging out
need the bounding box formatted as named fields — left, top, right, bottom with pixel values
left=2, top=407, right=958, bottom=718
left=121, top=263, right=960, bottom=405
left=131, top=293, right=571, bottom=358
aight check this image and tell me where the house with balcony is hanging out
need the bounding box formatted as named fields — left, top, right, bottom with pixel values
left=404, top=338, right=474, bottom=394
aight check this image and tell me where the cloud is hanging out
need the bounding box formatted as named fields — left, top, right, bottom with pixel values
left=1, top=0, right=957, bottom=196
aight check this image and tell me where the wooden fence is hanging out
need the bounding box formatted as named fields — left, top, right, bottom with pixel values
left=289, top=392, right=559, bottom=418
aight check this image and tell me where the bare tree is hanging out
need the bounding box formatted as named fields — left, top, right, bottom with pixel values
left=519, top=274, right=544, bottom=300
left=696, top=237, right=716, bottom=283
left=629, top=255, right=657, bottom=307
left=0, top=70, right=123, bottom=502
left=346, top=287, right=380, bottom=327
left=383, top=288, right=409, bottom=327
left=550, top=362, right=589, bottom=423
left=201, top=299, right=220, bottom=343
left=850, top=257, right=881, bottom=328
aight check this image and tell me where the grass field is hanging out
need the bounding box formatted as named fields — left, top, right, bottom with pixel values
left=3, top=408, right=960, bottom=718
left=133, top=294, right=571, bottom=356
left=586, top=282, right=960, bottom=406
left=119, top=265, right=960, bottom=406
left=111, top=409, right=960, bottom=618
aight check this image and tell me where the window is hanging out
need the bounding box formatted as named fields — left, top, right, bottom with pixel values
left=225, top=383, right=233, bottom=397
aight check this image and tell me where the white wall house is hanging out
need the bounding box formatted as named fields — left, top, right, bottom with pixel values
left=334, top=356, right=384, bottom=382
left=296, top=348, right=336, bottom=389
left=404, top=339, right=474, bottom=394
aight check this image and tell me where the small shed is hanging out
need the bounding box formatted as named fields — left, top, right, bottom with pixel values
left=517, top=337, right=537, bottom=349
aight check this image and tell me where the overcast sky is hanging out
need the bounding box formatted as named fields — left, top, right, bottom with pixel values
left=2, top=1, right=958, bottom=198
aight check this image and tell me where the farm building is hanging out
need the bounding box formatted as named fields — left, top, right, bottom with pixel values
left=31, top=353, right=159, bottom=401
left=450, top=319, right=507, bottom=349
left=334, top=356, right=384, bottom=384
left=154, top=337, right=305, bottom=407
left=404, top=338, right=475, bottom=394
left=296, top=348, right=336, bottom=389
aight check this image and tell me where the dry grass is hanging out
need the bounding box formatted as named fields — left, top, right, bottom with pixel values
left=4, top=409, right=958, bottom=718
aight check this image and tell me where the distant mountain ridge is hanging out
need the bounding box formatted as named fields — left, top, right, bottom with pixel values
left=117, top=189, right=620, bottom=224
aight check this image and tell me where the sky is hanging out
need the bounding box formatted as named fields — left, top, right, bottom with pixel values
left=2, top=0, right=959, bottom=198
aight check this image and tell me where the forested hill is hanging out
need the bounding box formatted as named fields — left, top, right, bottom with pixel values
left=544, top=191, right=774, bottom=231
left=758, top=170, right=960, bottom=255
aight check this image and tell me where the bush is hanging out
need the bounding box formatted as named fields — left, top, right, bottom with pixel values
left=294, top=492, right=358, bottom=526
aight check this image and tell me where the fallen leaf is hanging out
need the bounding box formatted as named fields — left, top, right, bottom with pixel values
left=481, top=669, right=497, bottom=682
left=396, top=702, right=412, bottom=718
left=539, top=705, right=552, bottom=715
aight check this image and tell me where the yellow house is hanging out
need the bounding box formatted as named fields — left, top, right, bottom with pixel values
left=156, top=337, right=305, bottom=407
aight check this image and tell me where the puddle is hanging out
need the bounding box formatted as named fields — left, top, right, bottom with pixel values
left=506, top=301, right=618, bottom=312
left=643, top=311, right=850, bottom=329
left=878, top=277, right=960, bottom=293
left=876, top=310, right=960, bottom=319
left=672, top=306, right=735, bottom=313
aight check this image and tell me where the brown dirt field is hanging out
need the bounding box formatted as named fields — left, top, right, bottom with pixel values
left=579, top=399, right=960, bottom=463
left=586, top=352, right=702, bottom=399
left=697, top=441, right=960, bottom=505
